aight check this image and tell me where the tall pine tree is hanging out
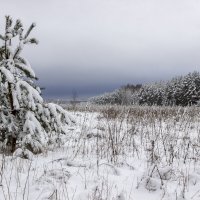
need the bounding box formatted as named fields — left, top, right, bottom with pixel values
left=0, top=16, right=75, bottom=154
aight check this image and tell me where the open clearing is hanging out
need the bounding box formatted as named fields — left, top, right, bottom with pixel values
left=1, top=105, right=200, bottom=200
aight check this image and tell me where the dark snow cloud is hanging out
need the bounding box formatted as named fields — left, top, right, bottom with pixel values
left=1, top=0, right=200, bottom=99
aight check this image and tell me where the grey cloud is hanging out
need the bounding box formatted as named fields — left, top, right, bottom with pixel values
left=1, top=0, right=200, bottom=98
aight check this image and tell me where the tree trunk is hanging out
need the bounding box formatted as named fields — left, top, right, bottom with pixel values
left=7, top=82, right=17, bottom=153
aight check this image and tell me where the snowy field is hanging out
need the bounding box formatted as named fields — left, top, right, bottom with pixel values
left=1, top=105, right=200, bottom=200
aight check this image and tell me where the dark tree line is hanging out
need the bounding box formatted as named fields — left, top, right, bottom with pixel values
left=90, top=84, right=142, bottom=105
left=91, top=71, right=200, bottom=106
left=139, top=71, right=200, bottom=106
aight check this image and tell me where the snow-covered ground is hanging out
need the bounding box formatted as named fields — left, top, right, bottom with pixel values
left=1, top=106, right=200, bottom=200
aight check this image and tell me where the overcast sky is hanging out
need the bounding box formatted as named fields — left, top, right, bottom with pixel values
left=1, top=0, right=200, bottom=99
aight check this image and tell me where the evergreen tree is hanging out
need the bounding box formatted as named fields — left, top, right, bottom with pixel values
left=0, top=16, right=74, bottom=154
left=138, top=82, right=165, bottom=106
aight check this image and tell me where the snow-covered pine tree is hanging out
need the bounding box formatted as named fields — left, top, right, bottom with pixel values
left=0, top=16, right=75, bottom=154
left=138, top=82, right=165, bottom=106
left=181, top=71, right=200, bottom=105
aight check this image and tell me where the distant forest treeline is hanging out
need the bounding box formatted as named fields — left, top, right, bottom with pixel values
left=90, top=71, right=200, bottom=106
